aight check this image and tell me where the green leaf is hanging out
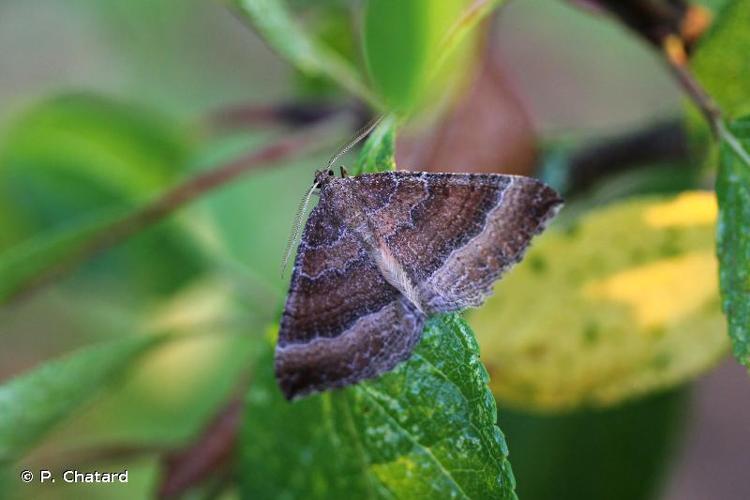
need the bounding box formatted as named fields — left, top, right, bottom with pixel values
left=241, top=107, right=513, bottom=497
left=434, top=0, right=506, bottom=68
left=43, top=278, right=264, bottom=453
left=363, top=0, right=503, bottom=111
left=695, top=0, right=733, bottom=12
left=352, top=115, right=398, bottom=175
left=0, top=93, right=205, bottom=299
left=0, top=334, right=168, bottom=463
left=469, top=192, right=728, bottom=411
left=692, top=0, right=750, bottom=117
left=0, top=94, right=188, bottom=217
left=288, top=3, right=363, bottom=100
left=0, top=210, right=123, bottom=305
left=231, top=0, right=379, bottom=107
left=241, top=315, right=516, bottom=499
left=716, top=116, right=750, bottom=368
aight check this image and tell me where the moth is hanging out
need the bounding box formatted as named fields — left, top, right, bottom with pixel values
left=276, top=124, right=563, bottom=400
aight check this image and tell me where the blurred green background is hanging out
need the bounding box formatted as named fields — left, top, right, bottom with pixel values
left=0, top=0, right=748, bottom=499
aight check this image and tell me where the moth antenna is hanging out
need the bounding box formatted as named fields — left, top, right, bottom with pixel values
left=281, top=181, right=320, bottom=278
left=325, top=115, right=384, bottom=172
left=281, top=116, right=383, bottom=278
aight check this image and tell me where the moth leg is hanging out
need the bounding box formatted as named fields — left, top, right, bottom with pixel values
left=339, top=166, right=348, bottom=178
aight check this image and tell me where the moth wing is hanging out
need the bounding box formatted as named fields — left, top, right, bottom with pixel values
left=275, top=192, right=424, bottom=399
left=349, top=172, right=562, bottom=312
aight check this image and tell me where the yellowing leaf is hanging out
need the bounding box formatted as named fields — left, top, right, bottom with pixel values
left=584, top=252, right=717, bottom=330
left=469, top=192, right=728, bottom=411
left=643, top=191, right=718, bottom=227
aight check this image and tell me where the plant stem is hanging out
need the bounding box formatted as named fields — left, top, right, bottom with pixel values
left=664, top=50, right=750, bottom=165
left=666, top=59, right=722, bottom=133
left=30, top=444, right=168, bottom=469
left=157, top=398, right=243, bottom=498
left=567, top=0, right=747, bottom=161
left=207, top=101, right=348, bottom=131
left=717, top=120, right=750, bottom=166
left=566, top=120, right=689, bottom=192
left=9, top=117, right=348, bottom=303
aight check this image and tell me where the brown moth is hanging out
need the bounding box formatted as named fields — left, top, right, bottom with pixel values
left=275, top=167, right=562, bottom=399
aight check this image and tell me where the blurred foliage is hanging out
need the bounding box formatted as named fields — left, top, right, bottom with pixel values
left=471, top=192, right=727, bottom=410
left=274, top=0, right=374, bottom=101
left=3, top=278, right=259, bottom=499
left=716, top=116, right=750, bottom=369
left=0, top=94, right=205, bottom=301
left=362, top=0, right=481, bottom=111
left=0, top=94, right=187, bottom=212
left=0, top=208, right=122, bottom=303
left=501, top=386, right=689, bottom=500
left=188, top=132, right=333, bottom=291
left=695, top=0, right=733, bottom=11
left=0, top=334, right=168, bottom=464
left=231, top=0, right=378, bottom=107
left=692, top=0, right=750, bottom=118
left=243, top=315, right=515, bottom=499
left=233, top=0, right=498, bottom=113
left=41, top=277, right=261, bottom=448
left=0, top=0, right=749, bottom=499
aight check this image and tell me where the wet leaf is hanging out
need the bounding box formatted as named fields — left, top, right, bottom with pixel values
left=469, top=192, right=728, bottom=411
left=0, top=335, right=168, bottom=463
left=241, top=315, right=515, bottom=499
left=716, top=117, right=750, bottom=368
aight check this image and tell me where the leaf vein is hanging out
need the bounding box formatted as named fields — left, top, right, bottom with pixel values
left=358, top=384, right=471, bottom=500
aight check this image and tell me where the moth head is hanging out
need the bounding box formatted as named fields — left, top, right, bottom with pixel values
left=313, top=168, right=336, bottom=187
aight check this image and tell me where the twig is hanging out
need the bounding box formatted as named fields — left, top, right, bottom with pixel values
left=566, top=120, right=689, bottom=193
left=29, top=444, right=168, bottom=470
left=8, top=117, right=348, bottom=303
left=24, top=401, right=243, bottom=499
left=566, top=0, right=690, bottom=48
left=666, top=58, right=722, bottom=133
left=208, top=101, right=347, bottom=131
left=569, top=0, right=750, bottom=166
left=157, top=398, right=243, bottom=499
left=662, top=45, right=750, bottom=165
